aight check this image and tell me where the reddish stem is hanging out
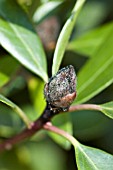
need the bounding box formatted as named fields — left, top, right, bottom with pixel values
left=0, top=104, right=101, bottom=152
left=69, top=104, right=101, bottom=112
left=0, top=107, right=55, bottom=152
left=43, top=122, right=78, bottom=147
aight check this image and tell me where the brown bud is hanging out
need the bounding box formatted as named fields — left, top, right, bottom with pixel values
left=44, top=65, right=77, bottom=111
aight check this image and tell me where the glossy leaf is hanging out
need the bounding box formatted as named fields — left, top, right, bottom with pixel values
left=0, top=19, right=48, bottom=82
left=0, top=94, right=32, bottom=128
left=33, top=1, right=62, bottom=24
left=52, top=0, right=86, bottom=75
left=75, top=143, right=113, bottom=170
left=0, top=0, right=48, bottom=82
left=100, top=101, right=113, bottom=119
left=68, top=22, right=113, bottom=56
left=74, top=27, right=113, bottom=104
left=44, top=121, right=113, bottom=169
left=0, top=56, right=19, bottom=87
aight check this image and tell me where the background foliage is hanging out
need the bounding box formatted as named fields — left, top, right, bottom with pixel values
left=0, top=0, right=113, bottom=169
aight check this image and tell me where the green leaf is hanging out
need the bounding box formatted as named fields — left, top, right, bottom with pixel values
left=52, top=0, right=86, bottom=76
left=75, top=143, right=113, bottom=170
left=0, top=94, right=32, bottom=128
left=33, top=1, right=62, bottom=24
left=74, top=27, right=113, bottom=104
left=44, top=120, right=113, bottom=169
left=50, top=113, right=72, bottom=149
left=64, top=135, right=113, bottom=170
left=0, top=0, right=48, bottom=82
left=100, top=101, right=113, bottom=119
left=0, top=55, right=19, bottom=88
left=0, top=19, right=48, bottom=82
left=68, top=22, right=113, bottom=56
left=28, top=77, right=46, bottom=117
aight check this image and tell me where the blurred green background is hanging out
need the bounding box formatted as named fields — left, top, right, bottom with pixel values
left=0, top=0, right=113, bottom=169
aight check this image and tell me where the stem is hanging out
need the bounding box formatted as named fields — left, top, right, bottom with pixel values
left=0, top=106, right=57, bottom=152
left=69, top=104, right=101, bottom=112
left=0, top=103, right=101, bottom=152
left=0, top=117, right=42, bottom=152
left=43, top=122, right=79, bottom=148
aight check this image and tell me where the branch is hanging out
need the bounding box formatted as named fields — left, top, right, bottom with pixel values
left=0, top=104, right=101, bottom=152
left=0, top=105, right=57, bottom=152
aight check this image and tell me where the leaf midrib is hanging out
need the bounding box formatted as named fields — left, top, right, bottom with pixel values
left=9, top=23, right=44, bottom=72
left=101, top=106, right=113, bottom=111
left=77, top=145, right=99, bottom=170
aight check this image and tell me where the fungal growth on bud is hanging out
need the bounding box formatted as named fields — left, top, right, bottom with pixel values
left=44, top=65, right=77, bottom=112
